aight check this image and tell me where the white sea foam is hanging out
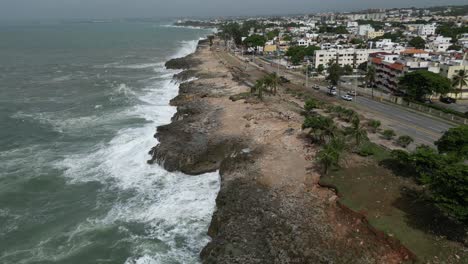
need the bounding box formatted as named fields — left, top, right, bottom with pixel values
left=53, top=38, right=219, bottom=263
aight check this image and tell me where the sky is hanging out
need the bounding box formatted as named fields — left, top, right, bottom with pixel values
left=0, top=0, right=466, bottom=20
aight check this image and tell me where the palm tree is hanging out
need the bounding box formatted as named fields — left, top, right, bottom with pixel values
left=349, top=117, right=368, bottom=146
left=268, top=73, right=279, bottom=95
left=302, top=115, right=337, bottom=144
left=452, top=69, right=468, bottom=99
left=365, top=65, right=376, bottom=98
left=254, top=79, right=265, bottom=99
left=316, top=137, right=346, bottom=175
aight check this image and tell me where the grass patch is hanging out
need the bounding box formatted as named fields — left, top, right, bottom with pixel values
left=229, top=92, right=251, bottom=101
left=356, top=141, right=390, bottom=161
left=320, top=160, right=467, bottom=263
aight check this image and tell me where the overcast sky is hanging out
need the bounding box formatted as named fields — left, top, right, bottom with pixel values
left=0, top=0, right=466, bottom=20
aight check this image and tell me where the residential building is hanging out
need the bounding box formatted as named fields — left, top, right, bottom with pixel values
left=313, top=48, right=383, bottom=69
left=369, top=52, right=440, bottom=92
left=439, top=60, right=468, bottom=99
left=417, top=24, right=436, bottom=36
left=457, top=33, right=468, bottom=48
left=367, top=30, right=385, bottom=39
left=358, top=24, right=374, bottom=36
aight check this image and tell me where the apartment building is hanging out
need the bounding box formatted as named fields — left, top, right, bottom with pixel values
left=358, top=24, right=374, bottom=36
left=369, top=52, right=440, bottom=92
left=367, top=30, right=385, bottom=39
left=439, top=60, right=468, bottom=99
left=417, top=24, right=436, bottom=36
left=313, top=48, right=383, bottom=69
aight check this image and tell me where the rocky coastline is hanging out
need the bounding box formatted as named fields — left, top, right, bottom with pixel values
left=149, top=39, right=409, bottom=263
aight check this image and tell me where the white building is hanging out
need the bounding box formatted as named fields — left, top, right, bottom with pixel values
left=347, top=21, right=358, bottom=28
left=457, top=33, right=468, bottom=48
left=417, top=24, right=436, bottom=36
left=358, top=24, right=375, bottom=36
left=312, top=48, right=383, bottom=69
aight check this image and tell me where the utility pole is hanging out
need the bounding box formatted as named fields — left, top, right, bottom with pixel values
left=277, top=48, right=280, bottom=76
left=305, top=59, right=309, bottom=89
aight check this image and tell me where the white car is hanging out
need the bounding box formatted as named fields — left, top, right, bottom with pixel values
left=347, top=90, right=358, bottom=96
left=341, top=94, right=353, bottom=101
left=328, top=90, right=337, bottom=96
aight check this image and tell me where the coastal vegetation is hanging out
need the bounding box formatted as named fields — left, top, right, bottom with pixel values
left=399, top=71, right=452, bottom=102
left=251, top=73, right=280, bottom=99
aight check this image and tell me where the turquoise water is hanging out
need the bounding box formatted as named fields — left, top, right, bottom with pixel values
left=0, top=20, right=218, bottom=264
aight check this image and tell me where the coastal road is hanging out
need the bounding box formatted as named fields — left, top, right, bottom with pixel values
left=216, top=50, right=455, bottom=146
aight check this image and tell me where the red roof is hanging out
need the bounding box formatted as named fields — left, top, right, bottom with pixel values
left=388, top=63, right=404, bottom=71
left=401, top=48, right=428, bottom=55
left=371, top=57, right=383, bottom=64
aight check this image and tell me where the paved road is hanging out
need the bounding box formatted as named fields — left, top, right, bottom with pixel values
left=350, top=96, right=453, bottom=145
left=217, top=50, right=455, bottom=146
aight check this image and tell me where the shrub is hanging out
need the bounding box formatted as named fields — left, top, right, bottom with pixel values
left=367, top=119, right=381, bottom=133
left=396, top=135, right=414, bottom=148
left=304, top=98, right=321, bottom=111
left=382, top=129, right=396, bottom=140
left=357, top=143, right=376, bottom=157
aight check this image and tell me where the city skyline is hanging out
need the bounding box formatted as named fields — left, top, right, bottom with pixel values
left=0, top=0, right=467, bottom=20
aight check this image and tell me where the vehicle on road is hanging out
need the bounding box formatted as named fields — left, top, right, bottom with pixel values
left=313, top=84, right=320, bottom=90
left=440, top=96, right=456, bottom=104
left=279, top=76, right=290, bottom=83
left=341, top=94, right=353, bottom=101
left=327, top=89, right=337, bottom=96
left=347, top=90, right=357, bottom=96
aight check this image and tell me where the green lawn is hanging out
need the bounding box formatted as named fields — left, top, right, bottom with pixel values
left=321, top=151, right=467, bottom=263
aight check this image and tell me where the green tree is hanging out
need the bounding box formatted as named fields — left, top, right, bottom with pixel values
left=435, top=125, right=468, bottom=160
left=253, top=79, right=266, bottom=99
left=348, top=117, right=368, bottom=146
left=367, top=119, right=381, bottom=133
left=265, top=73, right=279, bottom=95
left=396, top=135, right=414, bottom=148
left=427, top=163, right=468, bottom=223
left=327, top=63, right=343, bottom=85
left=382, top=129, right=396, bottom=140
left=304, top=98, right=320, bottom=112
left=399, top=71, right=452, bottom=101
left=365, top=65, right=376, bottom=97
left=302, top=115, right=337, bottom=143
left=447, top=44, right=462, bottom=51
left=317, top=64, right=325, bottom=74
left=350, top=38, right=364, bottom=45
left=243, top=34, right=267, bottom=53
left=451, top=70, right=468, bottom=99
left=285, top=45, right=319, bottom=65
left=266, top=29, right=280, bottom=40
left=343, top=65, right=354, bottom=75
left=408, top=36, right=426, bottom=49
left=282, top=34, right=292, bottom=42
left=316, top=137, right=346, bottom=175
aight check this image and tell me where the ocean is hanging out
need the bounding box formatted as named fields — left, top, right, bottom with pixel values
left=0, top=20, right=218, bottom=264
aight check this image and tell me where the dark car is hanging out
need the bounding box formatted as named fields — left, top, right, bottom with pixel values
left=440, top=97, right=456, bottom=104
left=279, top=76, right=290, bottom=83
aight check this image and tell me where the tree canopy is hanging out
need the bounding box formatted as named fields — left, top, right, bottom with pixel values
left=435, top=125, right=468, bottom=160
left=399, top=71, right=452, bottom=101
left=243, top=34, right=266, bottom=49
left=326, top=63, right=343, bottom=85
left=408, top=36, right=426, bottom=49
left=285, top=45, right=320, bottom=65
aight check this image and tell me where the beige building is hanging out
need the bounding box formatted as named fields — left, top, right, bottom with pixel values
left=367, top=30, right=385, bottom=39
left=439, top=63, right=468, bottom=99
left=263, top=44, right=277, bottom=53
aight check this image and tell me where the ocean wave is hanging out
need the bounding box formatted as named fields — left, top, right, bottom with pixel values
left=56, top=38, right=217, bottom=263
